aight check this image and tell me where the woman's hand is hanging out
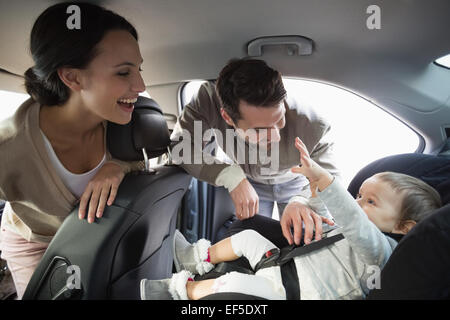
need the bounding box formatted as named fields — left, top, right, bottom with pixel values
left=291, top=137, right=333, bottom=193
left=78, top=162, right=125, bottom=223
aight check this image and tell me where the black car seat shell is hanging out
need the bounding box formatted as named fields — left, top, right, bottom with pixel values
left=347, top=153, right=450, bottom=204
left=23, top=97, right=192, bottom=300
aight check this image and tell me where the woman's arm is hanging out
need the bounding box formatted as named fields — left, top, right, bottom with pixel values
left=77, top=158, right=144, bottom=224
left=106, top=158, right=144, bottom=174
left=78, top=162, right=125, bottom=223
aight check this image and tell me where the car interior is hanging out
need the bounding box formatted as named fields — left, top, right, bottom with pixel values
left=0, top=0, right=449, bottom=300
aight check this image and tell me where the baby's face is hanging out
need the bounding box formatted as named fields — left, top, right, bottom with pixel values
left=356, top=174, right=403, bottom=233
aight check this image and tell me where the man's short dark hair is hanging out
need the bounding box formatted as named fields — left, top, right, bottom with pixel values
left=216, top=58, right=287, bottom=123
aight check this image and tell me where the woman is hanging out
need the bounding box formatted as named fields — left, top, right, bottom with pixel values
left=0, top=2, right=145, bottom=298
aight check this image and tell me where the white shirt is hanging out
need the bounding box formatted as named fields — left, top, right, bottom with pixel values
left=40, top=130, right=106, bottom=198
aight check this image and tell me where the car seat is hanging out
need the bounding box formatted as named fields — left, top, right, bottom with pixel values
left=22, top=97, right=192, bottom=300
left=353, top=153, right=450, bottom=299
left=201, top=152, right=450, bottom=300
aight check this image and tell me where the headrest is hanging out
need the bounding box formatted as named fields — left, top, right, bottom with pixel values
left=347, top=153, right=450, bottom=205
left=107, top=97, right=171, bottom=161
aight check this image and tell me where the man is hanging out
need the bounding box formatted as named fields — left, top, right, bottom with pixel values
left=171, top=58, right=340, bottom=245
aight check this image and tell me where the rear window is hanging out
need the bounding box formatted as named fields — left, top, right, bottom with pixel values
left=435, top=54, right=450, bottom=69
left=282, top=78, right=421, bottom=187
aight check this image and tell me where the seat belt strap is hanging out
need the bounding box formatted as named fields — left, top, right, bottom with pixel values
left=279, top=233, right=345, bottom=264
left=278, top=233, right=344, bottom=300
left=280, top=259, right=300, bottom=300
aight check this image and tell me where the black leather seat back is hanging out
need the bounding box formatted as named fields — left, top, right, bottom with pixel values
left=23, top=97, right=192, bottom=300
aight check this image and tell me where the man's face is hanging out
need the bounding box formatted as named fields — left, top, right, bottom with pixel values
left=225, top=100, right=286, bottom=148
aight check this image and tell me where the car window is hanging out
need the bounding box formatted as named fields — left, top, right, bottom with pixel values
left=435, top=54, right=450, bottom=69
left=282, top=78, right=421, bottom=187
left=0, top=90, right=29, bottom=122
left=181, top=79, right=421, bottom=188
left=180, top=81, right=206, bottom=113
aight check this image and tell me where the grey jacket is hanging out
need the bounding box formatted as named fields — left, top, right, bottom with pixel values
left=171, top=81, right=340, bottom=186
left=292, top=178, right=398, bottom=300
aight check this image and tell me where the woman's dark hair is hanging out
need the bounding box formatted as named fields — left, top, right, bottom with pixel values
left=24, top=2, right=138, bottom=106
left=215, top=58, right=287, bottom=123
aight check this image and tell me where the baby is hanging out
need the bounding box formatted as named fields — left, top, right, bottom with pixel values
left=141, top=137, right=442, bottom=300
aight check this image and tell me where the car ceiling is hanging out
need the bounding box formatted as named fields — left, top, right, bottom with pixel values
left=0, top=0, right=449, bottom=152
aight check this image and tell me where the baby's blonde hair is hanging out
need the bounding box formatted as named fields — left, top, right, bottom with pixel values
left=376, top=172, right=442, bottom=225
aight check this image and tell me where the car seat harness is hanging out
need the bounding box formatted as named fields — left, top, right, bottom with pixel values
left=255, top=232, right=345, bottom=300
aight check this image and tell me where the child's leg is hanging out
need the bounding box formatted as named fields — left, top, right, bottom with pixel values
left=208, top=237, right=239, bottom=264
left=187, top=271, right=285, bottom=300
left=186, top=278, right=216, bottom=300
left=227, top=229, right=278, bottom=270
left=173, top=229, right=277, bottom=277
left=208, top=230, right=277, bottom=269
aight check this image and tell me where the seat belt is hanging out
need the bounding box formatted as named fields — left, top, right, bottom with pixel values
left=278, top=233, right=345, bottom=264
left=255, top=232, right=345, bottom=271
left=280, top=259, right=300, bottom=300
left=255, top=232, right=345, bottom=300
left=200, top=231, right=346, bottom=299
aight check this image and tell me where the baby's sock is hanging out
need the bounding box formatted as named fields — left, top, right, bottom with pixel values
left=168, top=270, right=194, bottom=300
left=193, top=239, right=214, bottom=275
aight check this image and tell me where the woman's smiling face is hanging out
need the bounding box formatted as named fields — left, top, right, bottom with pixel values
left=78, top=29, right=146, bottom=124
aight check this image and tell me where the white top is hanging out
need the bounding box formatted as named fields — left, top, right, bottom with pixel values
left=40, top=130, right=106, bottom=198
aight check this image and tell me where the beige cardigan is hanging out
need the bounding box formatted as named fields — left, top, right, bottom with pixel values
left=0, top=98, right=143, bottom=243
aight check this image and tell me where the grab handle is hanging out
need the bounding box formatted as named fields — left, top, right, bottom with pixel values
left=247, top=35, right=313, bottom=57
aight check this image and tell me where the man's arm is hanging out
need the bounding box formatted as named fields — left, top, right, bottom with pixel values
left=171, top=82, right=259, bottom=220
left=170, top=82, right=232, bottom=185
left=215, top=164, right=246, bottom=192
left=288, top=194, right=333, bottom=220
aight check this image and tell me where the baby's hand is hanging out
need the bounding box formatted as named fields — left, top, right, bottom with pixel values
left=291, top=137, right=333, bottom=192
